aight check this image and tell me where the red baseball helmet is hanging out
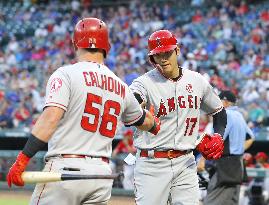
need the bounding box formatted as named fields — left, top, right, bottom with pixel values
left=255, top=152, right=268, bottom=161
left=148, top=30, right=177, bottom=56
left=73, top=17, right=111, bottom=55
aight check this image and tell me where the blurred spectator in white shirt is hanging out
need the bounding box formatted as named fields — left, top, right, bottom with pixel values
left=182, top=53, right=197, bottom=71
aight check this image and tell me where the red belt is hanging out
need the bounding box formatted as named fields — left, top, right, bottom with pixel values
left=140, top=150, right=188, bottom=159
left=61, top=154, right=109, bottom=163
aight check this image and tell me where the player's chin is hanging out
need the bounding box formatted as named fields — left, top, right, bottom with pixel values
left=159, top=64, right=171, bottom=73
left=162, top=65, right=173, bottom=74
left=161, top=64, right=170, bottom=69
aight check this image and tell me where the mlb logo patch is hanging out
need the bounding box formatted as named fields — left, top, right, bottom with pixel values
left=89, top=38, right=97, bottom=48
left=186, top=84, right=193, bottom=93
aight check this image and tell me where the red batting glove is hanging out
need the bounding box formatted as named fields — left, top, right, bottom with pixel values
left=7, top=151, right=30, bottom=187
left=196, top=133, right=224, bottom=160
left=148, top=105, right=161, bottom=135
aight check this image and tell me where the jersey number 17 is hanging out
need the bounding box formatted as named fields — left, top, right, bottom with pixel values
left=184, top=117, right=197, bottom=136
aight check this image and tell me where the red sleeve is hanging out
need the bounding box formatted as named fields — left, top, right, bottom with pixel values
left=263, top=163, right=269, bottom=169
left=114, top=142, right=124, bottom=153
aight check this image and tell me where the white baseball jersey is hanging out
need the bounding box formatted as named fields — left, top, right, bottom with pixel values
left=130, top=68, right=223, bottom=150
left=44, top=61, right=143, bottom=158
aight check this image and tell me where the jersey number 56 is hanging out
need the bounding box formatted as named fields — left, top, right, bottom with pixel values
left=81, top=93, right=120, bottom=138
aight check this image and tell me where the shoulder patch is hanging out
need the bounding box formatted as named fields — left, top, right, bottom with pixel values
left=49, top=78, right=63, bottom=93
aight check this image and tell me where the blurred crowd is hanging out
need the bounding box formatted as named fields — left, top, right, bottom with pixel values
left=244, top=152, right=269, bottom=169
left=0, top=0, right=269, bottom=137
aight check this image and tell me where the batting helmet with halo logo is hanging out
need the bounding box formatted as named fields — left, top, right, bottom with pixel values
left=148, top=30, right=178, bottom=56
left=73, top=17, right=111, bottom=56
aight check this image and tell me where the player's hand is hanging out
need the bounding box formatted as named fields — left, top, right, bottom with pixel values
left=140, top=101, right=146, bottom=109
left=197, top=156, right=206, bottom=172
left=196, top=133, right=224, bottom=160
left=147, top=105, right=161, bottom=135
left=122, top=137, right=130, bottom=147
left=7, top=152, right=30, bottom=187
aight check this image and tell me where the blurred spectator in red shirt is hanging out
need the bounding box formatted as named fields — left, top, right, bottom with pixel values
left=192, top=10, right=203, bottom=23
left=0, top=90, right=4, bottom=101
left=13, top=102, right=31, bottom=128
left=82, top=0, right=91, bottom=9
left=236, top=1, right=248, bottom=15
left=112, top=129, right=136, bottom=156
left=260, top=10, right=269, bottom=22
left=255, top=152, right=269, bottom=168
left=112, top=129, right=136, bottom=190
left=251, top=24, right=265, bottom=45
left=243, top=152, right=255, bottom=168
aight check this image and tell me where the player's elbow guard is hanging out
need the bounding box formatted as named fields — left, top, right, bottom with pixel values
left=196, top=133, right=224, bottom=160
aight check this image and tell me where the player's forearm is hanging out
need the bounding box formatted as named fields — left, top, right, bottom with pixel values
left=244, top=138, right=254, bottom=150
left=111, top=150, right=118, bottom=158
left=32, top=117, right=58, bottom=143
left=32, top=107, right=65, bottom=142
left=136, top=110, right=155, bottom=131
left=136, top=109, right=160, bottom=135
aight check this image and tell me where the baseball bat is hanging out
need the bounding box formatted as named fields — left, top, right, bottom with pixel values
left=21, top=171, right=122, bottom=183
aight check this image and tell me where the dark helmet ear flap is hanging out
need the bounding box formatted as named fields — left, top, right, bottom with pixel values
left=148, top=56, right=156, bottom=65
left=148, top=56, right=163, bottom=72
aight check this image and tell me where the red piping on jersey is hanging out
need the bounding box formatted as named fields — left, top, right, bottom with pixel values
left=124, top=113, right=143, bottom=125
left=36, top=161, right=54, bottom=205
left=45, top=102, right=67, bottom=108
left=80, top=60, right=105, bottom=65
left=134, top=177, right=138, bottom=205
left=208, top=106, right=223, bottom=116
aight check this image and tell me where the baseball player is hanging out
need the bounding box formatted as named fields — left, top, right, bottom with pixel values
left=130, top=30, right=227, bottom=205
left=6, top=18, right=160, bottom=205
left=112, top=129, right=136, bottom=190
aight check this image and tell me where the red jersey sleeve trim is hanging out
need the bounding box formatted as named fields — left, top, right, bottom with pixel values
left=123, top=113, right=143, bottom=126
left=207, top=106, right=223, bottom=116
left=44, top=102, right=67, bottom=111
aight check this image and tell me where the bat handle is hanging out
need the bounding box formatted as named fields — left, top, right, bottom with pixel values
left=22, top=172, right=61, bottom=183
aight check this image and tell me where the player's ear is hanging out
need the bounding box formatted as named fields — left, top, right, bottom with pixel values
left=175, top=46, right=180, bottom=56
